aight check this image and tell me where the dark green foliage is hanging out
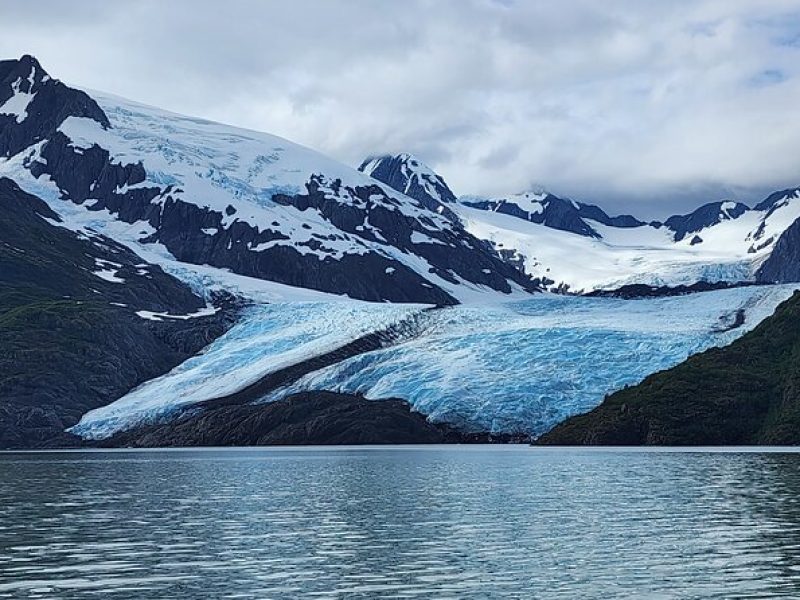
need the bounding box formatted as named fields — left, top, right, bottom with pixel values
left=0, top=178, right=234, bottom=448
left=539, top=291, right=800, bottom=445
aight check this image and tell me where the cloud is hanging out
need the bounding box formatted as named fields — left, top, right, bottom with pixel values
left=1, top=0, right=800, bottom=217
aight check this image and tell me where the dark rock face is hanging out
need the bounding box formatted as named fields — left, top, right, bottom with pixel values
left=0, top=55, right=109, bottom=158
left=99, top=392, right=530, bottom=447
left=754, top=187, right=800, bottom=211
left=585, top=280, right=755, bottom=299
left=0, top=177, right=237, bottom=449
left=102, top=392, right=461, bottom=446
left=358, top=153, right=458, bottom=218
left=271, top=178, right=533, bottom=299
left=2, top=56, right=537, bottom=304
left=575, top=203, right=643, bottom=228
left=462, top=194, right=603, bottom=238
left=756, top=218, right=800, bottom=283
left=32, top=132, right=461, bottom=303
left=538, top=291, right=800, bottom=446
left=663, top=201, right=749, bottom=241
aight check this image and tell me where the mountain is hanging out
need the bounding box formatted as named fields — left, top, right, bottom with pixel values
left=460, top=191, right=598, bottom=238
left=3, top=54, right=800, bottom=449
left=358, top=153, right=458, bottom=219
left=754, top=189, right=800, bottom=282
left=574, top=203, right=644, bottom=229
left=754, top=187, right=800, bottom=212
left=360, top=154, right=800, bottom=292
left=663, top=201, right=749, bottom=241
left=0, top=54, right=546, bottom=448
left=455, top=195, right=800, bottom=292
left=0, top=56, right=537, bottom=306
left=538, top=290, right=800, bottom=445
left=360, top=154, right=645, bottom=239
left=0, top=176, right=235, bottom=447
left=360, top=155, right=800, bottom=292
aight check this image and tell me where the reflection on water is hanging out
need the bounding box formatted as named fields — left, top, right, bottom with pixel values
left=2, top=447, right=800, bottom=598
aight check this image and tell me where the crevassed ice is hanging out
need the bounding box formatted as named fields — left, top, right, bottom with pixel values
left=70, top=301, right=420, bottom=439
left=72, top=285, right=797, bottom=440
left=271, top=285, right=798, bottom=436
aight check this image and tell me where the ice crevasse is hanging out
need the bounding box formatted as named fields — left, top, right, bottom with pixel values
left=72, top=284, right=798, bottom=440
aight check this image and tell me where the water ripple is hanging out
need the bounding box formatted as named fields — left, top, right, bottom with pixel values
left=2, top=447, right=800, bottom=598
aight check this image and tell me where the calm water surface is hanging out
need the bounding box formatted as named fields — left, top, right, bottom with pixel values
left=2, top=446, right=800, bottom=599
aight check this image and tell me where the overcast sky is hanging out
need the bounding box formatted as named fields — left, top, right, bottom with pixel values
left=2, top=0, right=800, bottom=217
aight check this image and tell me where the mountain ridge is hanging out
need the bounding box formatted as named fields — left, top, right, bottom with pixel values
left=360, top=153, right=800, bottom=292
left=0, top=55, right=539, bottom=306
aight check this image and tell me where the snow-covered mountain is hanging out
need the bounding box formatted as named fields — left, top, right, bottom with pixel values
left=460, top=191, right=644, bottom=239
left=358, top=153, right=458, bottom=218
left=361, top=153, right=800, bottom=292
left=663, top=201, right=749, bottom=242
left=0, top=56, right=537, bottom=305
left=4, top=54, right=800, bottom=447
left=460, top=190, right=800, bottom=292
left=359, top=154, right=647, bottom=239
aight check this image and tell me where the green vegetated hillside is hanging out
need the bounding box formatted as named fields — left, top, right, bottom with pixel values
left=0, top=177, right=233, bottom=448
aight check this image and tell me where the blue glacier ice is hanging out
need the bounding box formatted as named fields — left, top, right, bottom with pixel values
left=270, top=285, right=799, bottom=436
left=70, top=301, right=418, bottom=439
left=72, top=285, right=798, bottom=440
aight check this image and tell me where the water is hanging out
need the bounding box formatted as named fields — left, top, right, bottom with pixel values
left=2, top=447, right=800, bottom=599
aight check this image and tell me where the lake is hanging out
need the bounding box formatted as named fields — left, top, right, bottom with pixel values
left=2, top=447, right=800, bottom=598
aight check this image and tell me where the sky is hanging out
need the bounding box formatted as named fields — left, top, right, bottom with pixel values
left=2, top=0, right=800, bottom=217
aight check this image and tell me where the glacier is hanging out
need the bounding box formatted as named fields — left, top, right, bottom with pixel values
left=71, top=284, right=799, bottom=440
left=70, top=301, right=419, bottom=440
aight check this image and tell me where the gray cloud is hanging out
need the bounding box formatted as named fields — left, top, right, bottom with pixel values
left=2, top=0, right=800, bottom=217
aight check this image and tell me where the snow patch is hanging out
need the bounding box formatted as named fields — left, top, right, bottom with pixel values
left=135, top=305, right=218, bottom=322
left=0, top=77, right=36, bottom=124
left=92, top=259, right=125, bottom=283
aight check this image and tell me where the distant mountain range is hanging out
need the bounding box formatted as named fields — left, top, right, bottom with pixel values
left=360, top=153, right=800, bottom=292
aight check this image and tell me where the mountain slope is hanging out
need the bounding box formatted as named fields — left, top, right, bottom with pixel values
left=358, top=153, right=458, bottom=219
left=457, top=191, right=800, bottom=292
left=664, top=201, right=749, bottom=241
left=538, top=290, right=800, bottom=445
left=360, top=153, right=800, bottom=292
left=0, top=177, right=235, bottom=448
left=96, top=392, right=492, bottom=447
left=0, top=56, right=537, bottom=305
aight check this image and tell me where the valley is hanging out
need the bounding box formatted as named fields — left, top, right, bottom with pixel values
left=2, top=54, right=800, bottom=448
